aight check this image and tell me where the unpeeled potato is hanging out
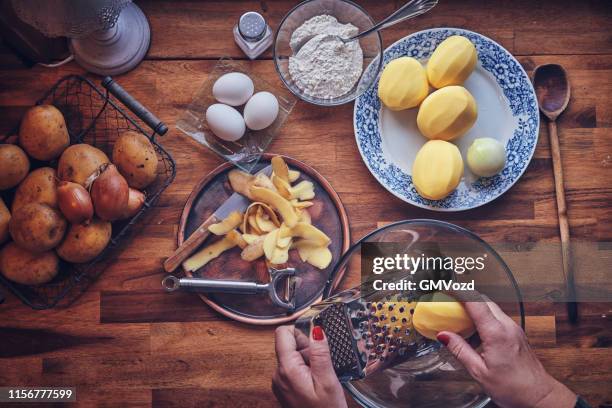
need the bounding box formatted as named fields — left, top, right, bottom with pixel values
left=0, top=242, right=59, bottom=285
left=0, top=198, right=10, bottom=244
left=11, top=167, right=58, bottom=211
left=0, top=144, right=29, bottom=190
left=112, top=131, right=158, bottom=189
left=58, top=144, right=109, bottom=186
left=9, top=202, right=67, bottom=252
left=56, top=218, right=112, bottom=263
left=19, top=105, right=70, bottom=160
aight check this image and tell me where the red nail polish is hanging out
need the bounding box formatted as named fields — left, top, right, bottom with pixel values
left=437, top=333, right=450, bottom=346
left=312, top=326, right=324, bottom=341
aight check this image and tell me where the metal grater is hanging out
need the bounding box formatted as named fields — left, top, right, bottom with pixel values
left=296, top=288, right=430, bottom=382
left=315, top=302, right=362, bottom=380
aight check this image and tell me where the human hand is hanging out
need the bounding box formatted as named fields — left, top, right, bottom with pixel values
left=437, top=301, right=577, bottom=408
left=272, top=325, right=347, bottom=408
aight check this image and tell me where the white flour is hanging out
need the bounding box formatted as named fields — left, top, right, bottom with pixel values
left=288, top=15, right=363, bottom=99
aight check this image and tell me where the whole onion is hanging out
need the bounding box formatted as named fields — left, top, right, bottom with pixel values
left=57, top=181, right=94, bottom=224
left=121, top=188, right=146, bottom=219
left=90, top=163, right=129, bottom=221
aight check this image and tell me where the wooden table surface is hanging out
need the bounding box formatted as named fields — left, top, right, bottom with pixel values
left=1, top=1, right=611, bottom=407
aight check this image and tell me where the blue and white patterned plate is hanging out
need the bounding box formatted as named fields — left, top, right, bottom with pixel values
left=354, top=28, right=539, bottom=211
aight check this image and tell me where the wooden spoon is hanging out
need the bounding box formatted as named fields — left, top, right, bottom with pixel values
left=533, top=64, right=577, bottom=323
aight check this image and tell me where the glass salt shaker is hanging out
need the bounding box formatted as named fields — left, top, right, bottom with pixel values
left=233, top=11, right=273, bottom=60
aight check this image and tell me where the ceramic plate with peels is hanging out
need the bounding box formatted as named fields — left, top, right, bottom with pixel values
left=354, top=28, right=539, bottom=211
left=178, top=154, right=350, bottom=324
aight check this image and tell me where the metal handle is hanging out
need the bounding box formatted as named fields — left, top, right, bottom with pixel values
left=101, top=76, right=168, bottom=136
left=348, top=0, right=438, bottom=42
left=162, top=275, right=264, bottom=294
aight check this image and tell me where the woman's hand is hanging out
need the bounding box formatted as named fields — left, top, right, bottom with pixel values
left=272, top=325, right=347, bottom=408
left=437, top=301, right=577, bottom=408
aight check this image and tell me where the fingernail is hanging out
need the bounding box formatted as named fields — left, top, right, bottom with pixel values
left=312, top=325, right=324, bottom=341
left=436, top=333, right=450, bottom=346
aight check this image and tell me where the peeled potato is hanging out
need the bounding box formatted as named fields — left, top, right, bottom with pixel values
left=416, top=86, right=477, bottom=141
left=0, top=144, right=29, bottom=190
left=412, top=140, right=463, bottom=200
left=19, top=105, right=70, bottom=160
left=426, top=35, right=477, bottom=89
left=378, top=57, right=429, bottom=110
left=413, top=292, right=476, bottom=340
left=112, top=131, right=158, bottom=189
left=0, top=242, right=59, bottom=285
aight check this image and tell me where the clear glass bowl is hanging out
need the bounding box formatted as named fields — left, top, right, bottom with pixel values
left=324, top=219, right=525, bottom=408
left=273, top=0, right=383, bottom=106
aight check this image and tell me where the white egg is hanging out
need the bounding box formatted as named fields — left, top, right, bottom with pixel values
left=467, top=138, right=507, bottom=177
left=243, top=91, right=279, bottom=131
left=205, top=103, right=245, bottom=142
left=212, top=72, right=254, bottom=106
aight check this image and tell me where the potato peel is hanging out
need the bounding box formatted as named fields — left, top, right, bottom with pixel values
left=271, top=156, right=290, bottom=182
left=208, top=211, right=243, bottom=235
left=183, top=235, right=237, bottom=272
left=249, top=186, right=298, bottom=227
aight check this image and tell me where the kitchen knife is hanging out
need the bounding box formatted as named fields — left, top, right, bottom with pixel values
left=163, top=165, right=272, bottom=273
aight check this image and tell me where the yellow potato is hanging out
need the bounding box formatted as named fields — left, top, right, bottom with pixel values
left=297, top=209, right=311, bottom=224
left=412, top=140, right=463, bottom=200
left=19, top=105, right=70, bottom=160
left=0, top=242, right=59, bottom=285
left=378, top=57, right=429, bottom=110
left=416, top=86, right=477, bottom=141
left=112, top=131, right=159, bottom=189
left=0, top=198, right=10, bottom=244
left=9, top=203, right=67, bottom=252
left=0, top=144, right=29, bottom=190
left=56, top=218, right=112, bottom=263
left=58, top=144, right=109, bottom=186
left=412, top=292, right=476, bottom=340
left=208, top=211, right=243, bottom=235
left=11, top=167, right=58, bottom=211
left=249, top=186, right=298, bottom=227
left=427, top=35, right=477, bottom=89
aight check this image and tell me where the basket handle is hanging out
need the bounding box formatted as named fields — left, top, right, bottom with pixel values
left=101, top=76, right=168, bottom=136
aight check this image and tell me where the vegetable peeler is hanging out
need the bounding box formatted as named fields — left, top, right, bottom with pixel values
left=161, top=267, right=297, bottom=310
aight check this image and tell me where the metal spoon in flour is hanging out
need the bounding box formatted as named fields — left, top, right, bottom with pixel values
left=294, top=0, right=438, bottom=51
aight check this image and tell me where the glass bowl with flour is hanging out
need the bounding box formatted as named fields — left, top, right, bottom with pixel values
left=274, top=0, right=383, bottom=106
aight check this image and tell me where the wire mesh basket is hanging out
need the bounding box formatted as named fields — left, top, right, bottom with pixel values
left=0, top=74, right=176, bottom=309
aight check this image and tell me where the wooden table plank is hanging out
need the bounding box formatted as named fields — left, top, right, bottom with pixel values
left=0, top=1, right=611, bottom=407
